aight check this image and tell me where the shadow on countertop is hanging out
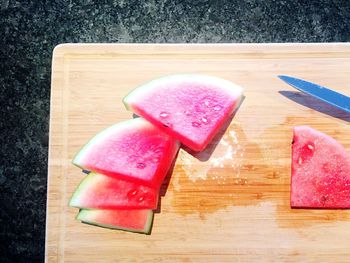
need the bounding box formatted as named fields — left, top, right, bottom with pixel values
left=279, top=91, right=350, bottom=122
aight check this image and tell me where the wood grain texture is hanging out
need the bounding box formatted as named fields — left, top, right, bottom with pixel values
left=46, top=44, right=350, bottom=262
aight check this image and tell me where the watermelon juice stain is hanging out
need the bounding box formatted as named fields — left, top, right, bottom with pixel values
left=170, top=123, right=266, bottom=216
left=177, top=123, right=244, bottom=183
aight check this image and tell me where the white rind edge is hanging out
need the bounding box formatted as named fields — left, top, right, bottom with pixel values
left=73, top=118, right=149, bottom=166
left=123, top=74, right=244, bottom=107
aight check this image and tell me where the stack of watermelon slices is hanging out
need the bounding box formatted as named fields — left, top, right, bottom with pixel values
left=70, top=118, right=179, bottom=233
left=70, top=74, right=243, bottom=234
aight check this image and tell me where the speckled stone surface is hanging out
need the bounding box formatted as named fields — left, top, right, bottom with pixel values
left=1, top=0, right=350, bottom=261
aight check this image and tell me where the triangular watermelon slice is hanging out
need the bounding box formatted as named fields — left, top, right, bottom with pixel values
left=291, top=126, right=350, bottom=208
left=123, top=74, right=243, bottom=151
left=77, top=209, right=154, bottom=234
left=69, top=173, right=159, bottom=209
left=73, top=118, right=179, bottom=188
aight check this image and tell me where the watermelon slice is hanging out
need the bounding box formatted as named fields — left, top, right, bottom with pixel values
left=73, top=118, right=179, bottom=188
left=123, top=74, right=243, bottom=151
left=77, top=209, right=154, bottom=234
left=291, top=126, right=350, bottom=208
left=69, top=173, right=159, bottom=209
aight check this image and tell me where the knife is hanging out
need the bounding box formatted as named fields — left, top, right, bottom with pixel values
left=278, top=75, right=350, bottom=113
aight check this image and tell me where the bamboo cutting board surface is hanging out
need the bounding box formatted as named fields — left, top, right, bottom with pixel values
left=46, top=44, right=350, bottom=262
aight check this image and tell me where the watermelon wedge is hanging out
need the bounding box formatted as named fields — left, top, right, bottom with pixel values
left=69, top=173, right=159, bottom=209
left=77, top=209, right=154, bottom=234
left=291, top=126, right=350, bottom=208
left=123, top=74, right=243, bottom=151
left=73, top=118, right=179, bottom=188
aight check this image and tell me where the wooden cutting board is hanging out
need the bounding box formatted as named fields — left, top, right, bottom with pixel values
left=46, top=44, right=350, bottom=262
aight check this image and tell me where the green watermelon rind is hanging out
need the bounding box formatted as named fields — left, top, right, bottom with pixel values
left=123, top=74, right=243, bottom=111
left=69, top=173, right=159, bottom=210
left=76, top=209, right=154, bottom=234
left=69, top=173, right=96, bottom=208
left=72, top=118, right=149, bottom=170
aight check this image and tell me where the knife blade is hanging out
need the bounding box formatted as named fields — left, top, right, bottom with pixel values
left=278, top=75, right=350, bottom=113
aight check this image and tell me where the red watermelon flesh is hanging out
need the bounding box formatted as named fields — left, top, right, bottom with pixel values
left=69, top=173, right=159, bottom=209
left=123, top=74, right=243, bottom=151
left=291, top=126, right=350, bottom=208
left=77, top=209, right=153, bottom=234
left=73, top=118, right=179, bottom=188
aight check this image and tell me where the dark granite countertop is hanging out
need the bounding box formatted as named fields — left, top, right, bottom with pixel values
left=1, top=1, right=350, bottom=261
